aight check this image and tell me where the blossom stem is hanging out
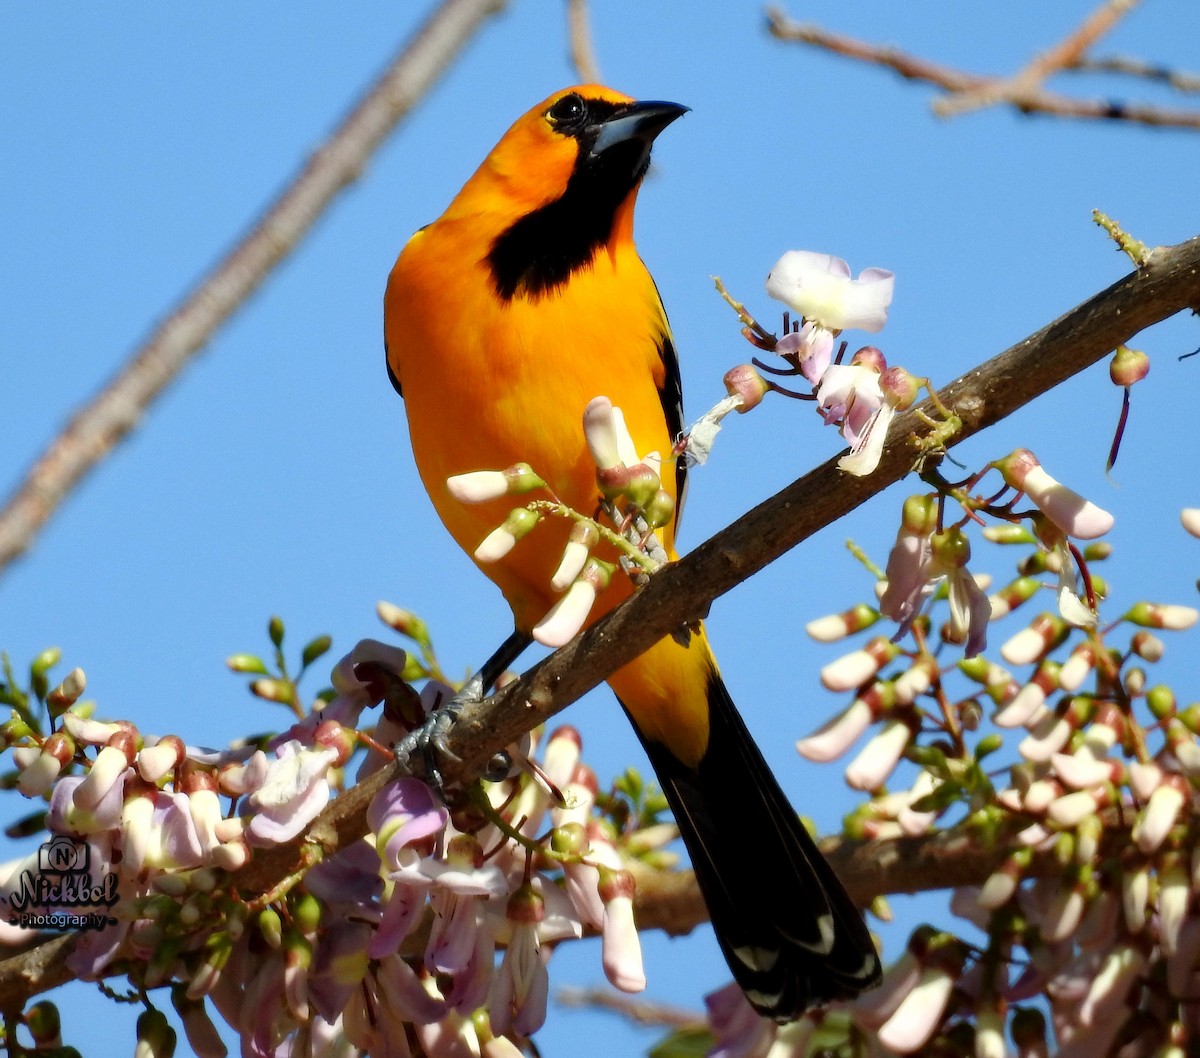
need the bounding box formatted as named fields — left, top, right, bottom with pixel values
left=467, top=783, right=567, bottom=862
left=712, top=275, right=777, bottom=348
left=245, top=845, right=324, bottom=914
left=529, top=501, right=660, bottom=575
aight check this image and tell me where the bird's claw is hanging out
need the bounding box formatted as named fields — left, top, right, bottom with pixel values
left=393, top=677, right=484, bottom=791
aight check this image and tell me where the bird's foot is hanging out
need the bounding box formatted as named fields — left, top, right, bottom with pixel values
left=393, top=674, right=484, bottom=790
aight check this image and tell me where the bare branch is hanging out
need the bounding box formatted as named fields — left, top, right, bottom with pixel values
left=1075, top=54, right=1200, bottom=93
left=630, top=817, right=1138, bottom=940
left=555, top=986, right=703, bottom=1030
left=766, top=6, right=1200, bottom=131
left=566, top=0, right=603, bottom=84
left=0, top=0, right=507, bottom=579
left=934, top=0, right=1141, bottom=117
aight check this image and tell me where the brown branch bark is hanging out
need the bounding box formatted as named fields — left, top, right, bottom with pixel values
left=766, top=7, right=1200, bottom=131
left=4, top=236, right=1198, bottom=1008
left=0, top=0, right=507, bottom=578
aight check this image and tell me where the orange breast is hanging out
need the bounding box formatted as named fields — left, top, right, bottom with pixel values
left=385, top=214, right=677, bottom=635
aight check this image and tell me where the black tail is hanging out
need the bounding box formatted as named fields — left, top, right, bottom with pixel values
left=622, top=672, right=881, bottom=1021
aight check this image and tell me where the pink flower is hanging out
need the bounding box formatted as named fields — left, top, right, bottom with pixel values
left=876, top=963, right=957, bottom=1053
left=930, top=528, right=991, bottom=657
left=879, top=496, right=939, bottom=627
left=243, top=741, right=338, bottom=847
left=775, top=323, right=836, bottom=383
left=815, top=362, right=895, bottom=475
left=488, top=884, right=550, bottom=1038
left=994, top=449, right=1114, bottom=539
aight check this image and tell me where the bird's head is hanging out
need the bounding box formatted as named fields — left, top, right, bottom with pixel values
left=452, top=85, right=688, bottom=220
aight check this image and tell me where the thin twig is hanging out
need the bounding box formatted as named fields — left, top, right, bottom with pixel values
left=0, top=0, right=508, bottom=578
left=566, top=0, right=602, bottom=84
left=556, top=986, right=703, bottom=1030
left=1074, top=54, right=1200, bottom=94
left=766, top=6, right=1200, bottom=131
left=934, top=0, right=1141, bottom=117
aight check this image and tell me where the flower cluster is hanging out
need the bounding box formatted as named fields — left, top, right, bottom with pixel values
left=683, top=510, right=1200, bottom=1056
left=0, top=627, right=650, bottom=1057
left=447, top=395, right=675, bottom=647
left=694, top=251, right=910, bottom=476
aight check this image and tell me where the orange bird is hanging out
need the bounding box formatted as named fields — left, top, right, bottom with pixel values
left=384, top=85, right=880, bottom=1018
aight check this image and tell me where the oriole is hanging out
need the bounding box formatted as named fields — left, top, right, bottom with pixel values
left=383, top=85, right=880, bottom=1019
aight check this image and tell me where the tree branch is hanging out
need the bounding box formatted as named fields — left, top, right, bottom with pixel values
left=933, top=0, right=1140, bottom=118
left=566, top=0, right=603, bottom=84
left=766, top=6, right=1200, bottom=131
left=0, top=0, right=507, bottom=578
left=4, top=235, right=1198, bottom=1008
left=242, top=232, right=1200, bottom=887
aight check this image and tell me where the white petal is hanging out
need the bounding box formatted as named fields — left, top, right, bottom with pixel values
left=532, top=580, right=597, bottom=648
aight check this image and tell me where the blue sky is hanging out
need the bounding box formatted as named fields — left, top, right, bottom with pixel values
left=2, top=3, right=1198, bottom=1055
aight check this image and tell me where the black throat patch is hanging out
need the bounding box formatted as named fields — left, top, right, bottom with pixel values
left=487, top=99, right=648, bottom=302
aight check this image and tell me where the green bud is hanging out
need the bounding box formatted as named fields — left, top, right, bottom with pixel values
left=974, top=733, right=1003, bottom=760
left=25, top=1000, right=61, bottom=1046
left=1177, top=702, right=1200, bottom=735
left=301, top=635, right=333, bottom=669
left=1148, top=684, right=1177, bottom=721
left=501, top=506, right=540, bottom=539
left=268, top=615, right=285, bottom=648
left=249, top=678, right=295, bottom=706
left=642, top=488, right=676, bottom=530
left=502, top=462, right=546, bottom=494
left=226, top=654, right=270, bottom=675
left=900, top=495, right=938, bottom=536
left=981, top=524, right=1036, bottom=545
left=957, top=657, right=991, bottom=683
left=292, top=891, right=323, bottom=935
left=376, top=601, right=428, bottom=643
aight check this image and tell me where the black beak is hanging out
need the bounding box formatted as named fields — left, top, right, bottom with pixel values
left=588, top=100, right=688, bottom=162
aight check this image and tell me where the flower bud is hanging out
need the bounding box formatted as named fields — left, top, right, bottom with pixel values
left=375, top=601, right=427, bottom=641
left=850, top=345, right=886, bottom=373
left=46, top=668, right=87, bottom=714
left=1109, top=345, right=1149, bottom=387
left=805, top=604, right=880, bottom=642
left=583, top=397, right=623, bottom=470
left=993, top=449, right=1114, bottom=539
left=447, top=463, right=545, bottom=503
left=879, top=366, right=919, bottom=411
left=722, top=364, right=770, bottom=412
left=475, top=507, right=540, bottom=563
left=1123, top=602, right=1199, bottom=631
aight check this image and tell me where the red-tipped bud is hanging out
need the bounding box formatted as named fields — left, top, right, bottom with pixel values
left=1109, top=345, right=1149, bottom=387
left=722, top=364, right=770, bottom=412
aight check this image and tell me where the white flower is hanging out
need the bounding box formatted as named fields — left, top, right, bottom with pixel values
left=766, top=251, right=894, bottom=333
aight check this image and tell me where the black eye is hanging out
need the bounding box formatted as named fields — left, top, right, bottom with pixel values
left=547, top=93, right=587, bottom=131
